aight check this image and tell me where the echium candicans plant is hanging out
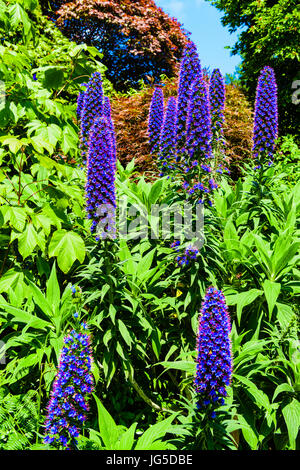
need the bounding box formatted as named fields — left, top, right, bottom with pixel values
left=194, top=287, right=232, bottom=418
left=85, top=116, right=116, bottom=240
left=158, top=96, right=177, bottom=177
left=252, top=66, right=278, bottom=169
left=43, top=318, right=94, bottom=449
left=209, top=69, right=226, bottom=150
left=177, top=41, right=202, bottom=154
left=148, top=86, right=164, bottom=154
left=80, top=72, right=104, bottom=161
left=181, top=75, right=217, bottom=207
left=103, top=96, right=117, bottom=162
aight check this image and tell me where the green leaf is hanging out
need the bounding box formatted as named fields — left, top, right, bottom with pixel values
left=227, top=289, right=262, bottom=325
left=234, top=374, right=272, bottom=412
left=28, top=280, right=53, bottom=320
left=39, top=66, right=65, bottom=90
left=136, top=248, right=156, bottom=281
left=48, top=230, right=85, bottom=273
left=0, top=269, right=24, bottom=293
left=114, top=422, right=137, bottom=450
left=158, top=360, right=195, bottom=375
left=0, top=303, right=50, bottom=330
left=118, top=319, right=132, bottom=348
left=273, top=383, right=294, bottom=402
left=93, top=395, right=120, bottom=449
left=149, top=179, right=163, bottom=205
left=276, top=302, right=295, bottom=329
left=237, top=414, right=259, bottom=450
left=135, top=414, right=177, bottom=450
left=9, top=3, right=32, bottom=39
left=1, top=136, right=25, bottom=153
left=263, top=280, right=281, bottom=318
left=46, top=262, right=61, bottom=315
left=17, top=223, right=39, bottom=258
left=282, top=399, right=300, bottom=449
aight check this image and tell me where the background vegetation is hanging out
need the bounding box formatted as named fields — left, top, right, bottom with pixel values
left=0, top=0, right=299, bottom=451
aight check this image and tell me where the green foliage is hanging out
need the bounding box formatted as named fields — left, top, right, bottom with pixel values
left=0, top=0, right=299, bottom=452
left=0, top=389, right=39, bottom=449
left=208, top=0, right=300, bottom=136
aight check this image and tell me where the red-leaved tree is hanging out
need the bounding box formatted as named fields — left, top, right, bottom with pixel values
left=41, top=0, right=189, bottom=91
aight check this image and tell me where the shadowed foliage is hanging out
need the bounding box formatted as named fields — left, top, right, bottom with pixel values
left=40, top=0, right=189, bottom=91
left=110, top=74, right=253, bottom=178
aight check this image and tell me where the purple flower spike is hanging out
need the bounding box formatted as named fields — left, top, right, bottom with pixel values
left=44, top=323, right=94, bottom=449
left=80, top=72, right=104, bottom=159
left=177, top=41, right=202, bottom=152
left=252, top=66, right=278, bottom=163
left=209, top=69, right=226, bottom=146
left=103, top=96, right=117, bottom=162
left=194, top=287, right=233, bottom=414
left=85, top=116, right=116, bottom=239
left=148, top=86, right=164, bottom=154
left=158, top=96, right=177, bottom=175
left=186, top=76, right=213, bottom=161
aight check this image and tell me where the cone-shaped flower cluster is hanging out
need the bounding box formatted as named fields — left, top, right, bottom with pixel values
left=194, top=287, right=232, bottom=415
left=85, top=116, right=116, bottom=239
left=177, top=41, right=202, bottom=152
left=252, top=66, right=278, bottom=163
left=186, top=76, right=213, bottom=161
left=103, top=96, right=117, bottom=162
left=80, top=72, right=104, bottom=160
left=209, top=69, right=226, bottom=146
left=44, top=323, right=94, bottom=449
left=148, top=87, right=164, bottom=154
left=158, top=96, right=177, bottom=176
left=147, top=42, right=226, bottom=209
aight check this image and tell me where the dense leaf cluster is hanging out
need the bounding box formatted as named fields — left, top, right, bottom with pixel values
left=207, top=0, right=300, bottom=137
left=0, top=0, right=299, bottom=452
left=40, top=0, right=188, bottom=91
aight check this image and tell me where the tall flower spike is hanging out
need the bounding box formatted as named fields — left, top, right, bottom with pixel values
left=80, top=72, right=104, bottom=161
left=252, top=66, right=278, bottom=163
left=148, top=86, right=164, bottom=154
left=177, top=41, right=202, bottom=152
left=186, top=76, right=213, bottom=161
left=158, top=96, right=177, bottom=176
left=194, top=287, right=232, bottom=415
left=103, top=96, right=117, bottom=163
left=85, top=116, right=116, bottom=240
left=44, top=323, right=94, bottom=449
left=209, top=69, right=226, bottom=146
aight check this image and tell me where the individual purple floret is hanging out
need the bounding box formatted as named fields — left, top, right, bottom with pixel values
left=148, top=86, right=164, bottom=154
left=85, top=116, right=116, bottom=240
left=177, top=41, right=202, bottom=152
left=194, top=287, right=232, bottom=416
left=186, top=76, right=213, bottom=161
left=44, top=323, right=94, bottom=449
left=80, top=72, right=104, bottom=160
left=158, top=96, right=177, bottom=175
left=252, top=66, right=278, bottom=164
left=209, top=69, right=226, bottom=147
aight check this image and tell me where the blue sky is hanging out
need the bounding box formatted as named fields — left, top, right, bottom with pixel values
left=156, top=0, right=242, bottom=76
